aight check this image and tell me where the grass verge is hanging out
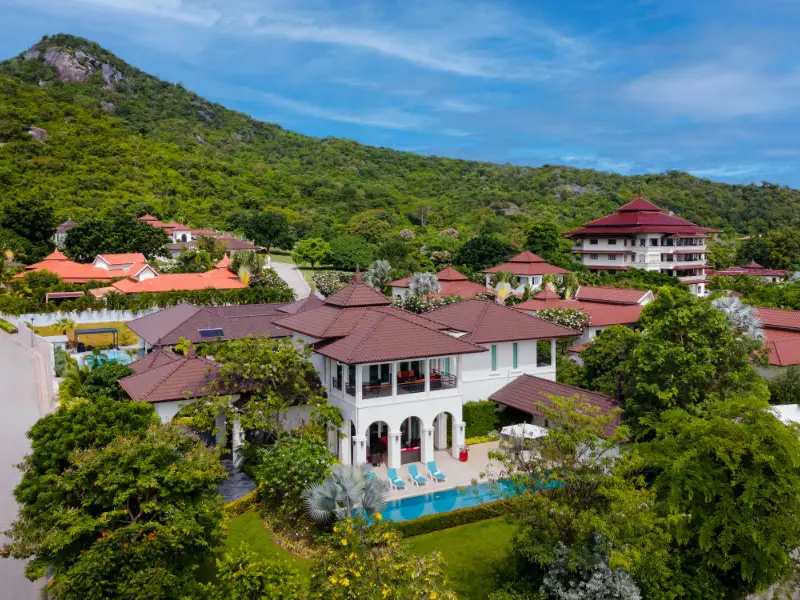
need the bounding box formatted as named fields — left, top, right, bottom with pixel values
left=33, top=320, right=138, bottom=346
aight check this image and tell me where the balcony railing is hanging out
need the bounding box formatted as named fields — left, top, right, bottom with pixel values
left=345, top=382, right=356, bottom=396
left=397, top=379, right=426, bottom=395
left=362, top=381, right=393, bottom=398
left=332, top=377, right=342, bottom=391
left=430, top=373, right=457, bottom=391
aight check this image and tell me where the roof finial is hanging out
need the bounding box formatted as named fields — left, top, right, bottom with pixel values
left=354, top=265, right=361, bottom=283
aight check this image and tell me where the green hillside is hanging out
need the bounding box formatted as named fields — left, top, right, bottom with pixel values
left=1, top=34, right=798, bottom=249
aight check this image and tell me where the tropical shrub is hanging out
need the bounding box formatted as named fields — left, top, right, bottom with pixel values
left=309, top=516, right=457, bottom=599
left=312, top=270, right=352, bottom=296
left=463, top=400, right=500, bottom=438
left=532, top=307, right=589, bottom=334
left=53, top=346, right=72, bottom=376
left=254, top=435, right=334, bottom=519
left=394, top=500, right=509, bottom=537
left=204, top=543, right=305, bottom=600
left=78, top=361, right=134, bottom=400
left=768, top=365, right=800, bottom=405
left=303, top=465, right=389, bottom=522
left=390, top=294, right=462, bottom=313
left=223, top=488, right=261, bottom=518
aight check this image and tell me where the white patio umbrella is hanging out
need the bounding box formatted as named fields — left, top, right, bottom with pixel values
left=500, top=423, right=549, bottom=440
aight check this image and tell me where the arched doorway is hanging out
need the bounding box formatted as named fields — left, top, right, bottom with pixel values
left=364, top=420, right=390, bottom=466
left=181, top=233, right=188, bottom=242
left=399, top=416, right=424, bottom=465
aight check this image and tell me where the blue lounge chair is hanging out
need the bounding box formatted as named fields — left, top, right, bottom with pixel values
left=387, top=468, right=406, bottom=491
left=408, top=464, right=428, bottom=486
left=366, top=470, right=376, bottom=480
left=427, top=461, right=447, bottom=483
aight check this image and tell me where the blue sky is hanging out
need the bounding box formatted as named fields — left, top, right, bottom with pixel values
left=2, top=0, right=800, bottom=186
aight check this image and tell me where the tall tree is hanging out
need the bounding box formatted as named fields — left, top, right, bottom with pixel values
left=580, top=325, right=639, bottom=401
left=0, top=196, right=56, bottom=262
left=292, top=237, right=330, bottom=269
left=327, top=236, right=374, bottom=270
left=3, top=421, right=227, bottom=600
left=246, top=209, right=296, bottom=254
left=64, top=217, right=169, bottom=262
left=454, top=234, right=515, bottom=272
left=638, top=396, right=800, bottom=597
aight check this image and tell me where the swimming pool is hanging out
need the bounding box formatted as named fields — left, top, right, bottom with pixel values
left=77, top=348, right=133, bottom=367
left=382, top=480, right=516, bottom=522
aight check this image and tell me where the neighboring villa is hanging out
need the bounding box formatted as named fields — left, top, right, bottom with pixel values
left=15, top=249, right=157, bottom=284
left=515, top=285, right=653, bottom=348
left=137, top=213, right=259, bottom=258
left=389, top=266, right=492, bottom=299
left=20, top=251, right=248, bottom=296
left=89, top=257, right=245, bottom=297
left=272, top=273, right=575, bottom=469
left=53, top=219, right=78, bottom=248
left=710, top=261, right=788, bottom=283
left=483, top=250, right=570, bottom=294
left=126, top=296, right=321, bottom=351
left=754, top=307, right=800, bottom=376
left=565, top=197, right=719, bottom=297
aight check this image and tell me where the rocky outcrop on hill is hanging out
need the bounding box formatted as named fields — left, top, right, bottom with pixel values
left=26, top=126, right=49, bottom=142
left=23, top=45, right=124, bottom=89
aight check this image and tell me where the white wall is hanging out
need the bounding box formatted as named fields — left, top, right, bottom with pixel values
left=390, top=287, right=409, bottom=300
left=4, top=308, right=160, bottom=328
left=460, top=339, right=556, bottom=402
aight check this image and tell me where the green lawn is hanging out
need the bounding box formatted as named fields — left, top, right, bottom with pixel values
left=212, top=511, right=514, bottom=599
left=406, top=518, right=515, bottom=600
left=202, top=510, right=310, bottom=582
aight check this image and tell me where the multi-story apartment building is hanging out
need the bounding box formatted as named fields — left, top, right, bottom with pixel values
left=565, top=197, right=719, bottom=296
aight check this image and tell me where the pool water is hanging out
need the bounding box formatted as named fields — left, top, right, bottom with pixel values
left=77, top=349, right=133, bottom=367
left=382, top=480, right=517, bottom=522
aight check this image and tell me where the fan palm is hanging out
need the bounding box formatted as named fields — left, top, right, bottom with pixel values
left=364, top=260, right=392, bottom=290
left=303, top=465, right=389, bottom=523
left=711, top=296, right=765, bottom=341
left=409, top=273, right=441, bottom=297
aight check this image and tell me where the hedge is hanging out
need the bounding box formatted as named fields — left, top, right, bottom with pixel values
left=465, top=434, right=498, bottom=445
left=224, top=487, right=260, bottom=518
left=395, top=499, right=509, bottom=537
left=0, top=317, right=18, bottom=334
left=463, top=400, right=499, bottom=438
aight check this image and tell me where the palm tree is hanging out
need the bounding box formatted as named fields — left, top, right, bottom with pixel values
left=711, top=296, right=765, bottom=341
left=560, top=272, right=580, bottom=300
left=409, top=273, right=441, bottom=297
left=490, top=271, right=520, bottom=290
left=60, top=361, right=92, bottom=401
left=303, top=465, right=389, bottom=523
left=364, top=260, right=392, bottom=290
left=54, top=316, right=75, bottom=337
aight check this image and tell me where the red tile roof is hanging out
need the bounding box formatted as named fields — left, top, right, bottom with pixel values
left=756, top=307, right=800, bottom=332
left=312, top=310, right=485, bottom=363
left=137, top=213, right=159, bottom=222
left=515, top=298, right=644, bottom=327
left=109, top=272, right=246, bottom=294
left=127, top=302, right=291, bottom=346
left=484, top=250, right=571, bottom=276
left=710, top=262, right=788, bottom=277
left=128, top=348, right=183, bottom=374
left=565, top=198, right=719, bottom=237
left=764, top=330, right=800, bottom=367
left=324, top=276, right=392, bottom=307
left=574, top=286, right=651, bottom=305
left=534, top=286, right=560, bottom=300
left=276, top=295, right=324, bottom=315
left=119, top=354, right=219, bottom=403
left=488, top=374, right=620, bottom=435
left=389, top=267, right=491, bottom=299
left=215, top=255, right=231, bottom=269
left=424, top=299, right=577, bottom=343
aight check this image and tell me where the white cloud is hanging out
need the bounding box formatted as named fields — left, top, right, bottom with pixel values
left=438, top=99, right=487, bottom=114
left=622, top=57, right=800, bottom=119
left=561, top=155, right=634, bottom=173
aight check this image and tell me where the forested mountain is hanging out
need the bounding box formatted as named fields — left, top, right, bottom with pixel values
left=2, top=34, right=800, bottom=244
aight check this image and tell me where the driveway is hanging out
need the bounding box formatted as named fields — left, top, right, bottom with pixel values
left=270, top=259, right=311, bottom=299
left=0, top=333, right=46, bottom=599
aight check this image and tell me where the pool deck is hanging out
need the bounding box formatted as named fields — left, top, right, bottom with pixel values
left=372, top=442, right=503, bottom=500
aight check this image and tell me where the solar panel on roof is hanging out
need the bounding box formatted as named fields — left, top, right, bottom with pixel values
left=199, top=328, right=224, bottom=338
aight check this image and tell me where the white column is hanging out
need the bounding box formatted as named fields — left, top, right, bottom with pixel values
left=422, top=427, right=435, bottom=464
left=388, top=431, right=402, bottom=469
left=451, top=420, right=466, bottom=460
left=353, top=436, right=367, bottom=466
left=232, top=416, right=245, bottom=469
left=424, top=358, right=430, bottom=393
left=214, top=409, right=227, bottom=447
left=327, top=426, right=338, bottom=455
left=550, top=339, right=557, bottom=367
left=355, top=365, right=363, bottom=405
left=339, top=424, right=352, bottom=465
left=391, top=361, right=397, bottom=398
left=434, top=413, right=448, bottom=450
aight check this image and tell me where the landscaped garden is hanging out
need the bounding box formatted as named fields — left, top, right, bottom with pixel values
left=34, top=320, right=139, bottom=346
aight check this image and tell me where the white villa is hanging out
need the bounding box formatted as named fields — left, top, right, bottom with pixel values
left=565, top=197, right=719, bottom=297
left=273, top=273, right=575, bottom=470
left=483, top=250, right=570, bottom=294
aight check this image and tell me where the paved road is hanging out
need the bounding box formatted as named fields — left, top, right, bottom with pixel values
left=270, top=259, right=311, bottom=299
left=0, top=333, right=45, bottom=600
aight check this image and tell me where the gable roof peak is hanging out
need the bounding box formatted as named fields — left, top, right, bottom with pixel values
left=618, top=197, right=663, bottom=212
left=323, top=276, right=391, bottom=307
left=437, top=266, right=468, bottom=281
left=509, top=250, right=546, bottom=263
